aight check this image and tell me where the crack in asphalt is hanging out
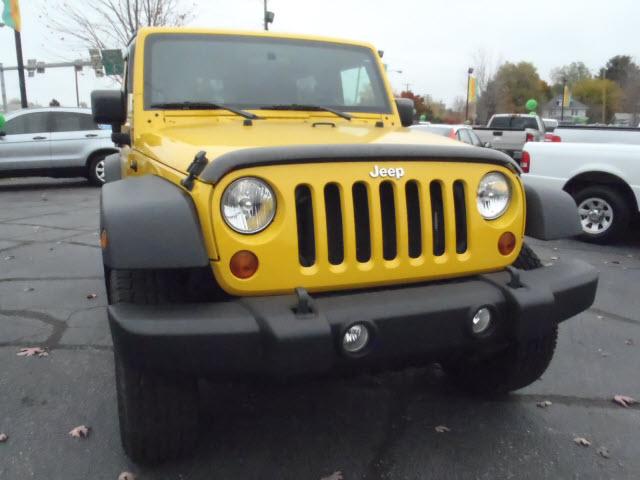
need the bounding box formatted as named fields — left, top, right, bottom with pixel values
left=0, top=309, right=68, bottom=348
left=589, top=308, right=640, bottom=326
left=0, top=276, right=103, bottom=283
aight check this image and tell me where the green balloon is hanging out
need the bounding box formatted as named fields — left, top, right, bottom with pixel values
left=0, top=114, right=5, bottom=129
left=419, top=114, right=427, bottom=122
left=525, top=99, right=538, bottom=112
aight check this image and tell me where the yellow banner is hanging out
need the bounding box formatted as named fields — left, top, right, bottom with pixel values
left=468, top=76, right=477, bottom=103
left=562, top=85, right=571, bottom=108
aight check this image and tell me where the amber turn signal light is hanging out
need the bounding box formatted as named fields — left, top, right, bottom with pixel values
left=498, top=232, right=516, bottom=256
left=100, top=229, right=108, bottom=249
left=230, top=250, right=259, bottom=279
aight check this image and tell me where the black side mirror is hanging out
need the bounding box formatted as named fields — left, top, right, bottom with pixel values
left=91, top=90, right=126, bottom=132
left=395, top=98, right=415, bottom=127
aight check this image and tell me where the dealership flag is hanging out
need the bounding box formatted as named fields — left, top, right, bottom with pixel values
left=2, top=0, right=21, bottom=31
left=562, top=85, right=571, bottom=108
left=468, top=75, right=477, bottom=103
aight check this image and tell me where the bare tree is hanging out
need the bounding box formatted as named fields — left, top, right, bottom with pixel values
left=42, top=0, right=196, bottom=53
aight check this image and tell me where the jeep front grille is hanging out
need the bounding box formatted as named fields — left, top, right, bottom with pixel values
left=294, top=179, right=469, bottom=267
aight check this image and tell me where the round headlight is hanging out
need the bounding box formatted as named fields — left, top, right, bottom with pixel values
left=477, top=172, right=511, bottom=220
left=221, top=177, right=276, bottom=234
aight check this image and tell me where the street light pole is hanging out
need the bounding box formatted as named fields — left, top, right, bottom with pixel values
left=0, top=64, right=7, bottom=112
left=264, top=0, right=268, bottom=30
left=465, top=67, right=474, bottom=122
left=74, top=68, right=80, bottom=107
left=14, top=30, right=28, bottom=108
left=560, top=78, right=566, bottom=122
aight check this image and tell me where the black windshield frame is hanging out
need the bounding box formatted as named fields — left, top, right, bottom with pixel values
left=143, top=34, right=392, bottom=114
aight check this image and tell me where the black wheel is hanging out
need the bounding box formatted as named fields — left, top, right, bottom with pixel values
left=512, top=243, right=543, bottom=270
left=573, top=185, right=630, bottom=244
left=445, top=327, right=558, bottom=394
left=444, top=243, right=557, bottom=394
left=109, top=269, right=199, bottom=464
left=87, top=153, right=107, bottom=186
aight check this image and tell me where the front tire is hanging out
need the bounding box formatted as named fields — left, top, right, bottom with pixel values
left=109, top=269, right=199, bottom=464
left=444, top=243, right=558, bottom=394
left=87, top=153, right=107, bottom=186
left=573, top=185, right=629, bottom=244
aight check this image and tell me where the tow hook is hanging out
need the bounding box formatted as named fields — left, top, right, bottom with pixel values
left=505, top=266, right=524, bottom=289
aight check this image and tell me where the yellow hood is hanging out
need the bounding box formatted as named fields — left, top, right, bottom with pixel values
left=136, top=117, right=462, bottom=175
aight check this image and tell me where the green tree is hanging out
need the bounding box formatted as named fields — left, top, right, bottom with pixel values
left=492, top=62, right=549, bottom=113
left=600, top=55, right=640, bottom=85
left=550, top=62, right=592, bottom=86
left=573, top=78, right=622, bottom=123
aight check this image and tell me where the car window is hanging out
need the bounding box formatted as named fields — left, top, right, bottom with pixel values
left=51, top=112, right=98, bottom=132
left=457, top=128, right=472, bottom=144
left=4, top=112, right=50, bottom=135
left=511, top=116, right=539, bottom=130
left=488, top=116, right=510, bottom=128
left=468, top=130, right=482, bottom=146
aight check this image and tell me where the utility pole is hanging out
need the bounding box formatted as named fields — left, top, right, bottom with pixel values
left=465, top=67, right=474, bottom=122
left=263, top=0, right=274, bottom=30
left=0, top=64, right=7, bottom=112
left=14, top=31, right=28, bottom=108
left=601, top=70, right=606, bottom=124
left=560, top=78, right=566, bottom=122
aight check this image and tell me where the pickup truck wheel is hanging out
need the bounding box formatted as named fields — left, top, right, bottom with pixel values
left=574, top=186, right=629, bottom=244
left=87, top=153, right=107, bottom=186
left=444, top=243, right=557, bottom=394
left=109, top=269, right=199, bottom=464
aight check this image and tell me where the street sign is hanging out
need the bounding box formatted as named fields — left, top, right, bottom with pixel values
left=101, top=49, right=124, bottom=76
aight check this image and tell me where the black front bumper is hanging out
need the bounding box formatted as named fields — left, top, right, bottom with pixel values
left=108, top=260, right=598, bottom=377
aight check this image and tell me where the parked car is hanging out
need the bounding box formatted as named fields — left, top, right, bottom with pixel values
left=553, top=125, right=640, bottom=145
left=0, top=107, right=117, bottom=185
left=411, top=123, right=487, bottom=147
left=92, top=26, right=597, bottom=464
left=522, top=141, right=640, bottom=243
left=474, top=114, right=545, bottom=160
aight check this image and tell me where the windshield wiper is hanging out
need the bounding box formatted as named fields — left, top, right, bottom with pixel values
left=260, top=104, right=352, bottom=121
left=149, top=102, right=261, bottom=120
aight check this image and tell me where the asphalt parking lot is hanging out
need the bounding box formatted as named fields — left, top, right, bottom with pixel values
left=1, top=177, right=639, bottom=480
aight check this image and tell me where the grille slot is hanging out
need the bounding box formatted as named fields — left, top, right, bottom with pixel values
left=379, top=181, right=397, bottom=260
left=352, top=182, right=372, bottom=262
left=295, top=185, right=316, bottom=267
left=430, top=181, right=445, bottom=256
left=324, top=183, right=344, bottom=265
left=405, top=180, right=422, bottom=258
left=453, top=181, right=468, bottom=254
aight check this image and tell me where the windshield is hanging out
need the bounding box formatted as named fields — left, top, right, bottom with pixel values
left=144, top=34, right=391, bottom=114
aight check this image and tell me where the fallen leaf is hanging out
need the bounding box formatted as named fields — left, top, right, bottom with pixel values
left=435, top=425, right=450, bottom=433
left=574, top=437, right=591, bottom=447
left=69, top=425, right=90, bottom=438
left=17, top=347, right=48, bottom=357
left=597, top=446, right=611, bottom=459
left=3, top=255, right=15, bottom=260
left=118, top=472, right=136, bottom=480
left=86, top=293, right=97, bottom=299
left=0, top=433, right=8, bottom=443
left=320, top=472, right=343, bottom=480
left=612, top=395, right=637, bottom=408
left=625, top=339, right=634, bottom=346
left=537, top=400, right=552, bottom=408
left=23, top=287, right=35, bottom=292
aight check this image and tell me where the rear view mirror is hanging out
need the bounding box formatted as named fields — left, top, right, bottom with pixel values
left=395, top=98, right=415, bottom=127
left=91, top=90, right=126, bottom=132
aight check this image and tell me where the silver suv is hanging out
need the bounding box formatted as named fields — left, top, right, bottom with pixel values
left=0, top=107, right=118, bottom=185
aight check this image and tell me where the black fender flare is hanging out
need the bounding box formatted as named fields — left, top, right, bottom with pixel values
left=524, top=184, right=582, bottom=240
left=100, top=175, right=209, bottom=269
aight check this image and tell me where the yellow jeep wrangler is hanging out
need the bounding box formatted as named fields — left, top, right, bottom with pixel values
left=92, top=27, right=598, bottom=464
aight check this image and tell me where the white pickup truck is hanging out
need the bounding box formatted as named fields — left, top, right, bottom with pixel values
left=522, top=142, right=640, bottom=243
left=474, top=114, right=545, bottom=160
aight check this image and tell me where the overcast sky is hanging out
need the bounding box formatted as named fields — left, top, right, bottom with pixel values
left=1, top=0, right=639, bottom=109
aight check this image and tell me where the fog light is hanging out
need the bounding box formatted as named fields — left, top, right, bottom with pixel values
left=342, top=324, right=370, bottom=353
left=230, top=250, right=259, bottom=279
left=472, top=307, right=492, bottom=334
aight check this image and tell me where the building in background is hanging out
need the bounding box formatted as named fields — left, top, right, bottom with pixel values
left=542, top=95, right=588, bottom=124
